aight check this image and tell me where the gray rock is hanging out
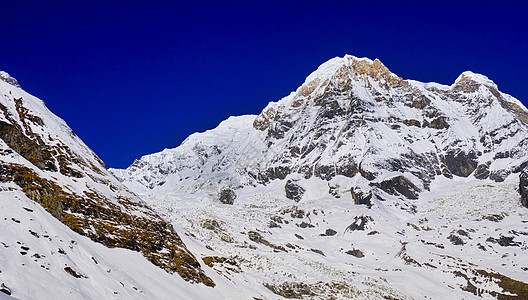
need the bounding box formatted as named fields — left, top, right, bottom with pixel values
left=372, top=175, right=420, bottom=199
left=489, top=169, right=511, bottom=182
left=321, top=229, right=337, bottom=236
left=447, top=234, right=465, bottom=245
left=486, top=236, right=521, bottom=247
left=297, top=222, right=315, bottom=228
left=345, top=249, right=364, bottom=258
left=219, top=188, right=236, bottom=205
left=473, top=164, right=490, bottom=179
left=285, top=180, right=305, bottom=202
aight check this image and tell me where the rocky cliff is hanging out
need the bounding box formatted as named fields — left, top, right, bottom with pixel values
left=0, top=72, right=214, bottom=287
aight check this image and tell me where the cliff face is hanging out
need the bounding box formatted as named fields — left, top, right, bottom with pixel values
left=0, top=73, right=213, bottom=287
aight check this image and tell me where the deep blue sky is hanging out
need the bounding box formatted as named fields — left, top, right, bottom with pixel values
left=1, top=1, right=527, bottom=168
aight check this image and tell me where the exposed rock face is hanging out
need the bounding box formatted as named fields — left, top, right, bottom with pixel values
left=351, top=187, right=372, bottom=207
left=442, top=151, right=478, bottom=178
left=372, top=176, right=420, bottom=200
left=285, top=179, right=305, bottom=202
left=521, top=164, right=528, bottom=208
left=0, top=75, right=214, bottom=286
left=474, top=164, right=490, bottom=179
left=345, top=215, right=373, bottom=232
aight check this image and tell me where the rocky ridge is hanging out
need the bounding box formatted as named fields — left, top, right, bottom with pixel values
left=0, top=73, right=214, bottom=289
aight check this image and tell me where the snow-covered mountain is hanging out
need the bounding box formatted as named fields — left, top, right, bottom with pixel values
left=2, top=54, right=527, bottom=299
left=0, top=72, right=227, bottom=299
left=113, top=55, right=528, bottom=299
left=115, top=56, right=528, bottom=199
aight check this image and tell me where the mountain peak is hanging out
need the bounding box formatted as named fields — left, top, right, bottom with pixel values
left=0, top=71, right=21, bottom=88
left=296, top=55, right=404, bottom=99
left=303, top=55, right=399, bottom=83
left=454, top=70, right=496, bottom=88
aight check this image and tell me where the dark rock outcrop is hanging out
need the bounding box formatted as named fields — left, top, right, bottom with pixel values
left=520, top=164, right=528, bottom=208
left=489, top=169, right=511, bottom=182
left=285, top=180, right=305, bottom=202
left=486, top=236, right=521, bottom=247
left=297, top=221, right=315, bottom=228
left=345, top=249, right=364, bottom=258
left=0, top=283, right=11, bottom=296
left=447, top=233, right=465, bottom=245
left=442, top=151, right=478, bottom=178
left=372, top=176, right=420, bottom=199
left=345, top=215, right=373, bottom=232
left=321, top=229, right=337, bottom=236
left=219, top=188, right=236, bottom=205
left=423, top=116, right=449, bottom=129
left=351, top=187, right=372, bottom=207
left=474, top=164, right=490, bottom=179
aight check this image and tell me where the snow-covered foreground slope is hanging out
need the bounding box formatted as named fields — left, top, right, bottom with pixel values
left=125, top=171, right=528, bottom=299
left=0, top=183, right=293, bottom=299
left=114, top=55, right=528, bottom=298
left=0, top=187, right=215, bottom=299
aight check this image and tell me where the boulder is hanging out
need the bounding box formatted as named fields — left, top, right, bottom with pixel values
left=0, top=283, right=11, bottom=295
left=345, top=249, right=364, bottom=258
left=321, top=229, right=337, bottom=236
left=285, top=180, right=305, bottom=202
left=218, top=188, right=236, bottom=205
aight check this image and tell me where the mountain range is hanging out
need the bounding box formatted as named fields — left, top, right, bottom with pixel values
left=1, top=55, right=528, bottom=299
